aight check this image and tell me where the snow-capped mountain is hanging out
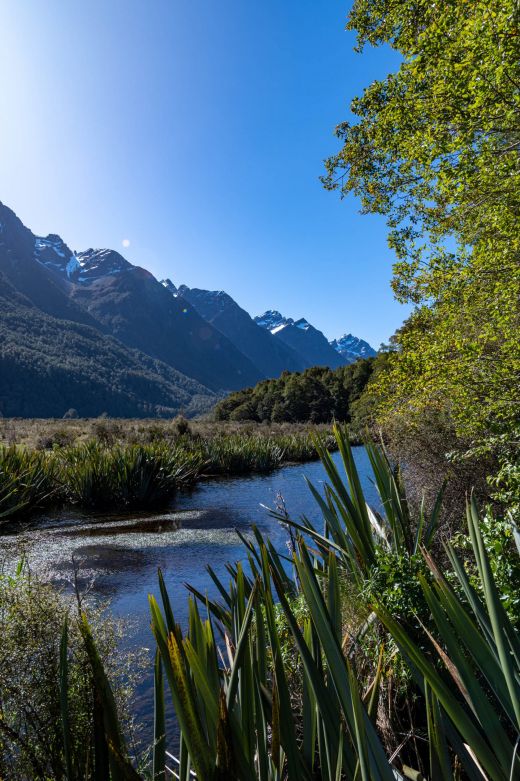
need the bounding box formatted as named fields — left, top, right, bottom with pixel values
left=0, top=201, right=216, bottom=417
left=34, top=236, right=132, bottom=284
left=74, top=248, right=132, bottom=282
left=1, top=201, right=262, bottom=397
left=0, top=198, right=377, bottom=417
left=255, top=311, right=376, bottom=367
left=331, top=334, right=376, bottom=361
left=254, top=310, right=293, bottom=332
left=255, top=311, right=345, bottom=369
left=254, top=311, right=314, bottom=336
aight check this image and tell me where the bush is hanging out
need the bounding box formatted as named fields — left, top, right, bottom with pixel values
left=452, top=510, right=520, bottom=626
left=0, top=563, right=141, bottom=780
left=172, top=414, right=191, bottom=437
left=364, top=549, right=433, bottom=629
left=36, top=428, right=76, bottom=450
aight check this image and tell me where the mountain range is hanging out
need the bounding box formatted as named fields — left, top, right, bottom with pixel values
left=0, top=201, right=375, bottom=417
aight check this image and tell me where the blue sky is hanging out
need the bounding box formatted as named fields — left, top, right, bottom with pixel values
left=0, top=1, right=408, bottom=348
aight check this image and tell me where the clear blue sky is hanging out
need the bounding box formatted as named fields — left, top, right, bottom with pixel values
left=0, top=0, right=408, bottom=348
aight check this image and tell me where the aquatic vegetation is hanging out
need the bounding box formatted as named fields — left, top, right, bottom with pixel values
left=58, top=441, right=204, bottom=511
left=56, top=425, right=519, bottom=779
left=0, top=428, right=327, bottom=519
left=200, top=434, right=285, bottom=475
left=0, top=447, right=56, bottom=521
left=198, top=432, right=333, bottom=476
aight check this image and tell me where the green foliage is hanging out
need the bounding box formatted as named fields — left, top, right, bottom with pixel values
left=0, top=562, right=139, bottom=781
left=453, top=510, right=520, bottom=627
left=364, top=549, right=431, bottom=628
left=58, top=441, right=203, bottom=511
left=323, top=0, right=520, bottom=491
left=0, top=429, right=326, bottom=519
left=215, top=359, right=375, bottom=424
left=0, top=447, right=56, bottom=520
left=198, top=431, right=328, bottom=475
left=324, top=0, right=519, bottom=300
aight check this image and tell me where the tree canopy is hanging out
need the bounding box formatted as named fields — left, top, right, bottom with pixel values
left=323, top=0, right=519, bottom=447
left=214, top=360, right=375, bottom=424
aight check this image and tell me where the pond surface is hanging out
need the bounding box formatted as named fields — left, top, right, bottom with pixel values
left=0, top=447, right=377, bottom=749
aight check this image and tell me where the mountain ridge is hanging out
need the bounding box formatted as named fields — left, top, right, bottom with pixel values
left=0, top=200, right=375, bottom=417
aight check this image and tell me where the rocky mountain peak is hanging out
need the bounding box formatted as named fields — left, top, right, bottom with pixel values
left=74, top=248, right=132, bottom=283
left=160, top=278, right=178, bottom=295
left=330, top=333, right=376, bottom=359
left=254, top=310, right=293, bottom=332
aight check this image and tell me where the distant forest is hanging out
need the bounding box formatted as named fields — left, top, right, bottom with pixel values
left=214, top=358, right=376, bottom=424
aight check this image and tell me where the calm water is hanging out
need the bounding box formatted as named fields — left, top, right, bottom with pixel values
left=0, top=447, right=377, bottom=747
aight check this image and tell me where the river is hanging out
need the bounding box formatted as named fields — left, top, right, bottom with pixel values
left=0, top=446, right=377, bottom=750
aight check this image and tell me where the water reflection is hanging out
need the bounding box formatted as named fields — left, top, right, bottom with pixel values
left=0, top=447, right=377, bottom=747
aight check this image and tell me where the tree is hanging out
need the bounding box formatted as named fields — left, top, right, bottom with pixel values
left=323, top=0, right=520, bottom=450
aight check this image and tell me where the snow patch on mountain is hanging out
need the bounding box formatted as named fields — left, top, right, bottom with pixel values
left=34, top=234, right=78, bottom=278
left=271, top=323, right=288, bottom=335
left=254, top=310, right=294, bottom=332
left=161, top=278, right=178, bottom=295
left=66, top=255, right=81, bottom=278
left=330, top=333, right=376, bottom=359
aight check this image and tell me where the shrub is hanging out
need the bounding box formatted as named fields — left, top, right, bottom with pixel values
left=172, top=414, right=191, bottom=437
left=0, top=562, right=141, bottom=780
left=36, top=428, right=76, bottom=450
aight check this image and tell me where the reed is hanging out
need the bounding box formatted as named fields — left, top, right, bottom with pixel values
left=0, top=428, right=327, bottom=520
left=197, top=432, right=329, bottom=476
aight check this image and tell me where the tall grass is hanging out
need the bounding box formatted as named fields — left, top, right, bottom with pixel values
left=178, top=431, right=331, bottom=477
left=0, top=447, right=56, bottom=521
left=199, top=434, right=282, bottom=475
left=58, top=441, right=204, bottom=511
left=56, top=425, right=519, bottom=779
left=0, top=429, right=328, bottom=519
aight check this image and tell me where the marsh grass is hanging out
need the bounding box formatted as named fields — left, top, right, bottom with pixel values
left=195, top=432, right=329, bottom=476
left=58, top=441, right=204, bottom=511
left=0, top=448, right=57, bottom=519
left=0, top=424, right=334, bottom=519
left=0, top=417, right=335, bottom=450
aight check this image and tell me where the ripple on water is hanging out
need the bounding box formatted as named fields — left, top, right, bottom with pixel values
left=0, top=448, right=378, bottom=748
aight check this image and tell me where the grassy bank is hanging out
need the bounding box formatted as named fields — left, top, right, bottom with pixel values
left=5, top=425, right=517, bottom=779
left=0, top=416, right=336, bottom=450
left=0, top=420, right=337, bottom=519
